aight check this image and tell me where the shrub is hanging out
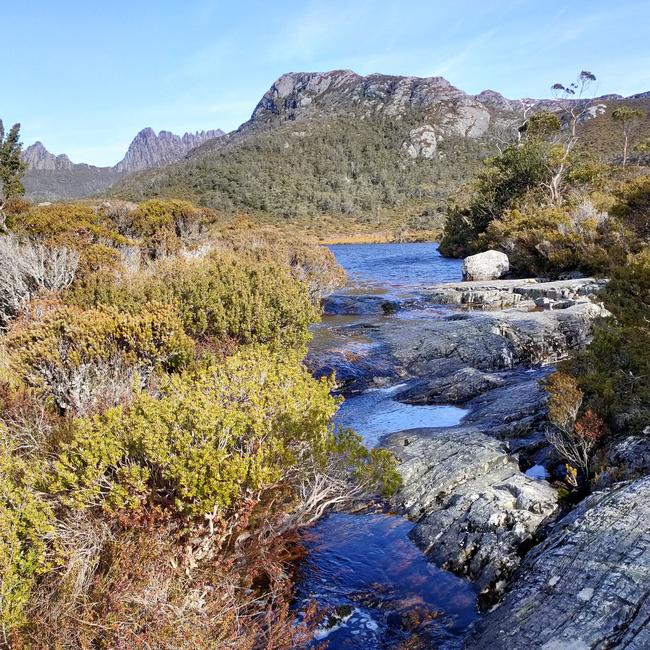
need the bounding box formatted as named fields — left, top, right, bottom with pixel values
left=67, top=253, right=318, bottom=349
left=210, top=220, right=346, bottom=300
left=0, top=433, right=54, bottom=634
left=482, top=201, right=616, bottom=276
left=7, top=303, right=193, bottom=413
left=568, top=250, right=650, bottom=433
left=106, top=199, right=218, bottom=259
left=611, top=175, right=650, bottom=244
left=49, top=346, right=397, bottom=519
left=544, top=372, right=606, bottom=479
left=8, top=202, right=128, bottom=276
left=0, top=235, right=79, bottom=329
left=439, top=139, right=551, bottom=257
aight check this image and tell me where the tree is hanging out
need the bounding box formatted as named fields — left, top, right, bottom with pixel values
left=546, top=71, right=597, bottom=204
left=551, top=70, right=598, bottom=137
left=0, top=121, right=26, bottom=232
left=612, top=106, right=645, bottom=165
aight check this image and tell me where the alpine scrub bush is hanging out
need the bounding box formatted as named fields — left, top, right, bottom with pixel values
left=49, top=346, right=396, bottom=519
left=107, top=199, right=218, bottom=259
left=68, top=252, right=318, bottom=349
left=0, top=432, right=54, bottom=634
left=7, top=303, right=193, bottom=413
left=0, top=234, right=79, bottom=329
left=8, top=202, right=129, bottom=277
left=568, top=250, right=650, bottom=434
left=210, top=220, right=346, bottom=301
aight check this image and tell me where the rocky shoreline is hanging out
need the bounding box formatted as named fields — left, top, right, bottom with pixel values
left=313, top=275, right=650, bottom=646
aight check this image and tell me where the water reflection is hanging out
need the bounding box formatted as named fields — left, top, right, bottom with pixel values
left=298, top=513, right=478, bottom=649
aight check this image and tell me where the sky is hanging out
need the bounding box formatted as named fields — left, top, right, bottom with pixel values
left=5, top=0, right=650, bottom=166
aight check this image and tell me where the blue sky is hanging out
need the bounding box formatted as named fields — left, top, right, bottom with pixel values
left=5, top=0, right=650, bottom=166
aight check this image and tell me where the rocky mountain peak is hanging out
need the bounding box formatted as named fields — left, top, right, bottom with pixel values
left=22, top=141, right=74, bottom=171
left=114, top=127, right=225, bottom=173
left=251, top=69, right=472, bottom=123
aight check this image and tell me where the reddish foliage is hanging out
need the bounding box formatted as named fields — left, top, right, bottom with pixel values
left=574, top=409, right=607, bottom=442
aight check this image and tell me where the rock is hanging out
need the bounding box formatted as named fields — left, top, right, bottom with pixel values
left=402, top=125, right=438, bottom=159
left=395, top=361, right=506, bottom=404
left=114, top=128, right=225, bottom=173
left=383, top=426, right=558, bottom=599
left=22, top=141, right=73, bottom=171
left=462, top=371, right=550, bottom=444
left=441, top=103, right=491, bottom=138
left=467, top=477, right=650, bottom=649
left=462, top=251, right=510, bottom=281
left=423, top=278, right=606, bottom=308
left=598, top=434, right=650, bottom=485
left=378, top=300, right=609, bottom=374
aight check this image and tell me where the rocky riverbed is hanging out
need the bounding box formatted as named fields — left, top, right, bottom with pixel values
left=304, top=244, right=649, bottom=648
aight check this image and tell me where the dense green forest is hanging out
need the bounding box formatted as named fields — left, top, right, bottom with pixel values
left=111, top=116, right=490, bottom=241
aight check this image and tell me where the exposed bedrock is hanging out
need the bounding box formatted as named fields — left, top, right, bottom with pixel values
left=379, top=298, right=608, bottom=373
left=383, top=426, right=559, bottom=601
left=423, top=277, right=607, bottom=308
left=466, top=477, right=650, bottom=649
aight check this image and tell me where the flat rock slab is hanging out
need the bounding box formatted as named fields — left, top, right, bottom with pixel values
left=379, top=300, right=608, bottom=373
left=423, top=278, right=606, bottom=308
left=383, top=426, right=558, bottom=599
left=467, top=476, right=650, bottom=649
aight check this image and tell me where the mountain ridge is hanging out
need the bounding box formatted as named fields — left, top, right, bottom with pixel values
left=23, top=127, right=225, bottom=200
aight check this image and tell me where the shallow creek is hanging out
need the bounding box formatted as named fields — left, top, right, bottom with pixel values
left=296, top=244, right=479, bottom=648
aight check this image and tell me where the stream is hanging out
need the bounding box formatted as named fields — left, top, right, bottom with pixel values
left=296, top=243, right=480, bottom=648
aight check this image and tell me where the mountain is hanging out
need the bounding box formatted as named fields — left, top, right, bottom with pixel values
left=22, top=141, right=74, bottom=171
left=23, top=128, right=224, bottom=201
left=111, top=71, right=649, bottom=241
left=106, top=71, right=547, bottom=236
left=114, top=128, right=224, bottom=173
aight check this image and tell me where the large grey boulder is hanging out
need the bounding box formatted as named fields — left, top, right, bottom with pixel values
left=467, top=477, right=650, bottom=649
left=462, top=250, right=510, bottom=281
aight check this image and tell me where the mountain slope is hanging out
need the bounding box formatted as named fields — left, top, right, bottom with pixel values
left=114, top=70, right=650, bottom=239
left=23, top=128, right=224, bottom=201
left=111, top=71, right=524, bottom=236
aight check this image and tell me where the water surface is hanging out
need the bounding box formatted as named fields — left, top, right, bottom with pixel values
left=329, top=242, right=462, bottom=290
left=298, top=242, right=475, bottom=648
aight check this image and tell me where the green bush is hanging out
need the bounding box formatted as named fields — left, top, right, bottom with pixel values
left=0, top=434, right=54, bottom=632
left=8, top=202, right=129, bottom=276
left=439, top=139, right=551, bottom=257
left=611, top=175, right=650, bottom=244
left=49, top=346, right=398, bottom=518
left=107, top=199, right=218, bottom=259
left=439, top=131, right=605, bottom=263
left=68, top=253, right=318, bottom=349
left=568, top=250, right=650, bottom=433
left=8, top=303, right=193, bottom=411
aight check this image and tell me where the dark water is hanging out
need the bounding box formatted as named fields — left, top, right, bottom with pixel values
left=298, top=243, right=476, bottom=648
left=329, top=242, right=463, bottom=290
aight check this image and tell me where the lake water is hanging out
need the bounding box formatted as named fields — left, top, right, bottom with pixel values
left=297, top=242, right=476, bottom=648
left=329, top=242, right=463, bottom=290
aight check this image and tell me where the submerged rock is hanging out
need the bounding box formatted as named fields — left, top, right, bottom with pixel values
left=467, top=477, right=650, bottom=649
left=462, top=251, right=510, bottom=281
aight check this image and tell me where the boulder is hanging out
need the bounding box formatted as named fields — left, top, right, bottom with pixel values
left=467, top=477, right=650, bottom=649
left=462, top=251, right=510, bottom=281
